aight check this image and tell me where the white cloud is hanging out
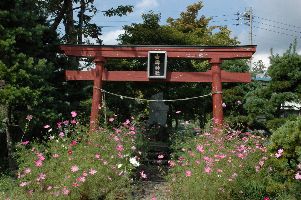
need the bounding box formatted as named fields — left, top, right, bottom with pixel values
left=252, top=53, right=270, bottom=67
left=136, top=0, right=159, bottom=10
left=249, top=0, right=301, bottom=53
left=101, top=29, right=125, bottom=45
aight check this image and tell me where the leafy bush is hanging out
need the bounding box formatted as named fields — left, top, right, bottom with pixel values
left=167, top=125, right=269, bottom=200
left=167, top=119, right=301, bottom=200
left=0, top=113, right=141, bottom=200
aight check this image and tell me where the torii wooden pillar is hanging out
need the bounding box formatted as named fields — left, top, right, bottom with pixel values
left=60, top=45, right=256, bottom=131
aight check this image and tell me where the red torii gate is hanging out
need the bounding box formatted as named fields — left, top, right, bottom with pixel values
left=60, top=45, right=256, bottom=131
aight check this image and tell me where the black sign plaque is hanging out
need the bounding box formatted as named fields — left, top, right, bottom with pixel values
left=147, top=51, right=167, bottom=79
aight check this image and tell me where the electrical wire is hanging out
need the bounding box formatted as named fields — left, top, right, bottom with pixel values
left=255, top=16, right=301, bottom=30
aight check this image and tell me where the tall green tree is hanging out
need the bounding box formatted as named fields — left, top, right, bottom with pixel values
left=0, top=0, right=62, bottom=171
left=41, top=0, right=133, bottom=44
left=244, top=42, right=301, bottom=131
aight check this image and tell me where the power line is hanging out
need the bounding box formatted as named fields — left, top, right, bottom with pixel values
left=253, top=25, right=301, bottom=38
left=253, top=20, right=301, bottom=34
left=255, top=16, right=301, bottom=30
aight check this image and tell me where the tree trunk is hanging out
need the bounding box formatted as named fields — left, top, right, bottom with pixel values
left=77, top=0, right=86, bottom=44
left=65, top=0, right=77, bottom=44
left=50, top=1, right=67, bottom=32
left=5, top=106, right=16, bottom=172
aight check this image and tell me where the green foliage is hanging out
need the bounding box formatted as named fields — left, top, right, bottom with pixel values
left=270, top=117, right=301, bottom=168
left=0, top=0, right=64, bottom=131
left=243, top=42, right=301, bottom=131
left=229, top=119, right=301, bottom=199
left=103, top=5, right=133, bottom=17
left=0, top=116, right=140, bottom=199
left=167, top=125, right=269, bottom=200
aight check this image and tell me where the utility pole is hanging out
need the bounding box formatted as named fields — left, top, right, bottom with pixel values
left=242, top=7, right=254, bottom=69
left=242, top=7, right=253, bottom=45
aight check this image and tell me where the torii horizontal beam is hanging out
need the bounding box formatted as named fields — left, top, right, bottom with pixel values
left=65, top=70, right=251, bottom=82
left=60, top=45, right=255, bottom=62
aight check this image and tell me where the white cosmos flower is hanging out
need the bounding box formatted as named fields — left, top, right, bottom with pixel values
left=129, top=157, right=140, bottom=167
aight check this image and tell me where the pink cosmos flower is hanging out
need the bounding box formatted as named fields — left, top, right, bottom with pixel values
left=57, top=122, right=62, bottom=128
left=77, top=176, right=86, bottom=182
left=35, top=159, right=43, bottom=167
left=19, top=182, right=29, bottom=187
left=295, top=172, right=301, bottom=180
left=168, top=160, right=176, bottom=167
left=158, top=154, right=164, bottom=159
left=196, top=145, right=204, bottom=153
left=26, top=115, right=33, bottom=121
left=185, top=170, right=192, bottom=177
left=114, top=128, right=122, bottom=134
left=36, top=173, right=46, bottom=181
left=203, top=156, right=213, bottom=163
left=24, top=168, right=31, bottom=174
left=71, top=165, right=79, bottom=173
left=259, top=160, right=265, bottom=167
left=116, top=144, right=124, bottom=152
left=109, top=117, right=114, bottom=122
left=63, top=120, right=69, bottom=125
left=62, top=187, right=70, bottom=195
left=37, top=153, right=45, bottom=161
left=215, top=154, right=226, bottom=159
left=21, top=141, right=29, bottom=145
left=71, top=119, right=77, bottom=124
left=43, top=125, right=50, bottom=128
left=275, top=148, right=283, bottom=158
left=222, top=103, right=226, bottom=108
left=129, top=131, right=136, bottom=135
left=70, top=140, right=77, bottom=146
left=89, top=168, right=97, bottom=175
left=263, top=197, right=270, bottom=200
left=95, top=153, right=101, bottom=159
left=71, top=111, right=77, bottom=118
left=140, top=170, right=147, bottom=179
left=237, top=153, right=245, bottom=159
left=59, top=132, right=65, bottom=138
left=113, top=136, right=120, bottom=141
left=124, top=119, right=130, bottom=125
left=72, top=182, right=79, bottom=187
left=151, top=196, right=157, bottom=200
left=204, top=166, right=212, bottom=174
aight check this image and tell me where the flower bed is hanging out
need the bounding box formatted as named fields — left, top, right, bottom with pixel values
left=0, top=113, right=141, bottom=200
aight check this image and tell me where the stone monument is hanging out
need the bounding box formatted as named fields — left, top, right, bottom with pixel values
left=147, top=92, right=169, bottom=142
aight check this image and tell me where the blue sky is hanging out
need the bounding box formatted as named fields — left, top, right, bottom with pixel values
left=93, top=0, right=301, bottom=66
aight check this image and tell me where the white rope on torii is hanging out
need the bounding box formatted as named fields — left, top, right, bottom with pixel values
left=95, top=87, right=214, bottom=103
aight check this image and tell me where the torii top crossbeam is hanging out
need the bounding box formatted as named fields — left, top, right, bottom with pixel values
left=61, top=45, right=255, bottom=61
left=60, top=45, right=256, bottom=131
